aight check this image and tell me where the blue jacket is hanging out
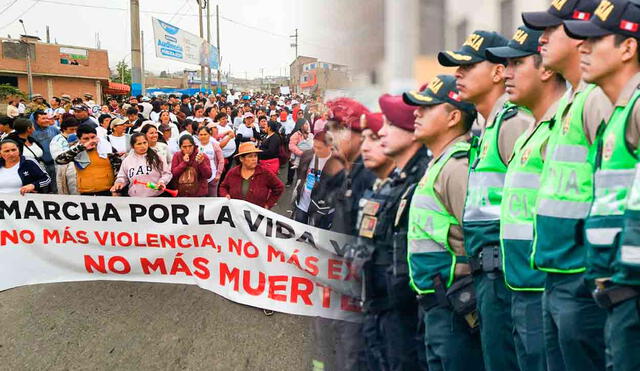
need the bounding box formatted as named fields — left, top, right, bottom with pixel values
left=30, top=114, right=60, bottom=165
left=0, top=156, right=51, bottom=192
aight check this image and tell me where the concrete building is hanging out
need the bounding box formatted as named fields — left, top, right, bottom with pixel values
left=289, top=56, right=318, bottom=93
left=0, top=36, right=110, bottom=104
left=335, top=0, right=548, bottom=92
left=290, top=56, right=349, bottom=95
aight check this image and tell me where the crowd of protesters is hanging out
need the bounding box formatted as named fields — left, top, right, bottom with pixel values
left=0, top=90, right=329, bottom=209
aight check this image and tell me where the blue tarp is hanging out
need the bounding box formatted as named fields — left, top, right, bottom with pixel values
left=145, top=88, right=213, bottom=96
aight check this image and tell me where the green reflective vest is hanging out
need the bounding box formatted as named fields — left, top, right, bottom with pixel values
left=463, top=103, right=517, bottom=258
left=614, top=162, right=640, bottom=285
left=501, top=119, right=551, bottom=291
left=585, top=89, right=640, bottom=280
left=408, top=141, right=470, bottom=294
left=532, top=85, right=597, bottom=273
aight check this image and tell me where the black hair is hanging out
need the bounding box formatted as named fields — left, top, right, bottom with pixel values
left=140, top=123, right=158, bottom=135
left=204, top=106, right=217, bottom=117
left=179, top=134, right=196, bottom=148
left=198, top=126, right=212, bottom=135
left=60, top=117, right=79, bottom=131
left=152, top=101, right=162, bottom=113
left=267, top=120, right=279, bottom=133
left=13, top=118, right=33, bottom=134
left=613, top=34, right=640, bottom=63
left=0, top=115, right=14, bottom=128
left=51, top=97, right=61, bottom=105
left=126, top=107, right=139, bottom=116
left=77, top=124, right=97, bottom=138
left=98, top=114, right=112, bottom=124
left=33, top=110, right=47, bottom=123
left=193, top=104, right=204, bottom=113
left=130, top=132, right=162, bottom=172
left=214, top=112, right=227, bottom=122
left=258, top=115, right=267, bottom=122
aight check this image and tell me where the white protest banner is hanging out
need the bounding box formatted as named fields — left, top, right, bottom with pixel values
left=279, top=86, right=291, bottom=95
left=0, top=195, right=360, bottom=322
left=152, top=17, right=219, bottom=69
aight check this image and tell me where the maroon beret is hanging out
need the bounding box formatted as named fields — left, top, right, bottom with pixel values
left=326, top=97, right=370, bottom=132
left=378, top=94, right=416, bottom=132
left=360, top=112, right=384, bottom=134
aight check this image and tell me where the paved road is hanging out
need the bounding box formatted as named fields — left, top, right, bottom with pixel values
left=0, top=166, right=316, bottom=371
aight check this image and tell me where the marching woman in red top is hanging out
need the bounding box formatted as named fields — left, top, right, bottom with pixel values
left=219, top=142, right=284, bottom=209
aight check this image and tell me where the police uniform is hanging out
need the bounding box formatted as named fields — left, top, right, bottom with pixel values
left=441, top=28, right=534, bottom=371
left=563, top=2, right=640, bottom=369
left=356, top=94, right=429, bottom=371
left=404, top=75, right=484, bottom=371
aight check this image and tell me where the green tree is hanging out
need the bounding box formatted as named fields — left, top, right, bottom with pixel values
left=0, top=84, right=26, bottom=103
left=115, top=60, right=132, bottom=85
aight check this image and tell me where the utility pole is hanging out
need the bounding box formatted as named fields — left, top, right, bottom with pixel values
left=129, top=0, right=142, bottom=95
left=141, top=30, right=146, bottom=95
left=18, top=20, right=33, bottom=99
left=206, top=1, right=212, bottom=93
left=216, top=4, right=221, bottom=94
left=289, top=28, right=298, bottom=59
left=46, top=26, right=50, bottom=43
left=198, top=0, right=205, bottom=93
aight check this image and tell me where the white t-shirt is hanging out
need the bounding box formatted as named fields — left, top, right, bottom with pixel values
left=23, top=143, right=44, bottom=162
left=96, top=126, right=108, bottom=139
left=236, top=124, right=255, bottom=142
left=149, top=111, right=160, bottom=123
left=108, top=135, right=128, bottom=153
left=0, top=163, right=23, bottom=193
left=297, top=154, right=330, bottom=212
left=217, top=124, right=236, bottom=158
left=199, top=140, right=220, bottom=182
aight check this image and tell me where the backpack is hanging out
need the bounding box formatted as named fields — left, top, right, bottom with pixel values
left=177, top=166, right=200, bottom=196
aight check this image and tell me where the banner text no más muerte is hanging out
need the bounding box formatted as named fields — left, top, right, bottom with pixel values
left=0, top=194, right=361, bottom=321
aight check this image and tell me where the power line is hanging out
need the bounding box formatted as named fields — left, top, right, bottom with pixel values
left=29, top=0, right=333, bottom=50
left=0, top=0, right=19, bottom=15
left=0, top=0, right=40, bottom=31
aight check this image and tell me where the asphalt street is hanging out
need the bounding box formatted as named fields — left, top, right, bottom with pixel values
left=0, top=166, right=315, bottom=371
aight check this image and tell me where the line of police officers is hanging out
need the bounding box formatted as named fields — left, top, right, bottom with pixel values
left=325, top=0, right=640, bottom=370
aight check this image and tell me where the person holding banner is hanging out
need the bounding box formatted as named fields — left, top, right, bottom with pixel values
left=0, top=139, right=51, bottom=195
left=219, top=142, right=284, bottom=209
left=111, top=133, right=172, bottom=197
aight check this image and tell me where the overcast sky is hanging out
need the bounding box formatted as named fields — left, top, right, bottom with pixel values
left=0, top=0, right=346, bottom=78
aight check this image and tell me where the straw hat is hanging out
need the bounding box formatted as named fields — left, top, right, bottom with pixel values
left=234, top=142, right=262, bottom=158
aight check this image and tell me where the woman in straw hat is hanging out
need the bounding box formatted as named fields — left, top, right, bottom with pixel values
left=219, top=142, right=284, bottom=209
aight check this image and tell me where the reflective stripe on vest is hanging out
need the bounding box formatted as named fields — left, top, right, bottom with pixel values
left=585, top=88, right=640, bottom=280
left=615, top=164, right=640, bottom=284
left=533, top=84, right=597, bottom=273
left=463, top=104, right=514, bottom=224
left=408, top=141, right=469, bottom=294
left=501, top=118, right=551, bottom=291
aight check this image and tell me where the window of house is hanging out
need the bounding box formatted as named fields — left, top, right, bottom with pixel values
left=59, top=47, right=89, bottom=66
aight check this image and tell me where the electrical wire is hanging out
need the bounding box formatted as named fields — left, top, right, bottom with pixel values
left=0, top=0, right=41, bottom=31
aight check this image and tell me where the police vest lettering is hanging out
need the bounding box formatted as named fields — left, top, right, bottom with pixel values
left=532, top=84, right=597, bottom=274
left=584, top=88, right=640, bottom=280
left=128, top=165, right=154, bottom=179
left=501, top=118, right=551, bottom=291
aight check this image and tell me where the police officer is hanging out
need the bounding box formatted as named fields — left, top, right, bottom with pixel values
left=356, top=94, right=429, bottom=370
left=523, top=1, right=612, bottom=369
left=403, top=75, right=481, bottom=370
left=439, top=28, right=533, bottom=371
left=311, top=98, right=375, bottom=371
left=495, top=33, right=567, bottom=371
left=61, top=94, right=72, bottom=113
left=357, top=110, right=396, bottom=370
left=563, top=1, right=640, bottom=369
